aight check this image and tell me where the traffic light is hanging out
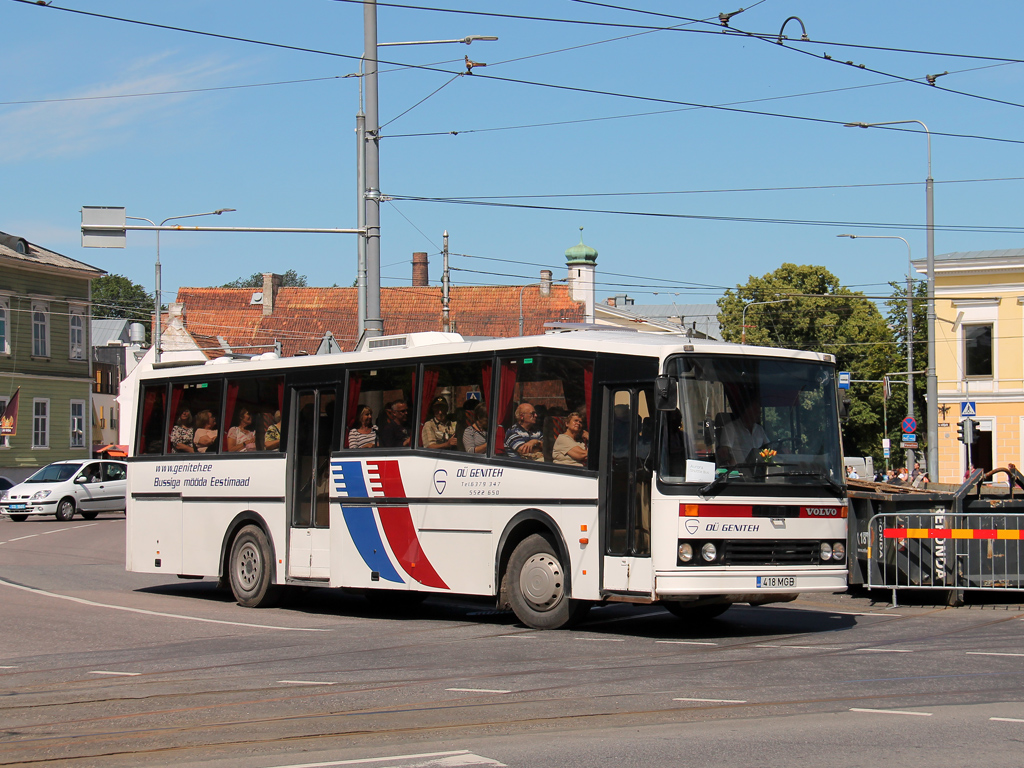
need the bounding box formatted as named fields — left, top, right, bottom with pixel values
left=957, top=419, right=967, bottom=444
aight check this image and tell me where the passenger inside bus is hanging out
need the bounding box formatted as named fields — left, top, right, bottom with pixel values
left=263, top=409, right=282, bottom=451
left=347, top=404, right=378, bottom=449
left=193, top=410, right=219, bottom=453
left=462, top=403, right=488, bottom=453
left=505, top=402, right=544, bottom=461
left=170, top=407, right=195, bottom=453
left=421, top=397, right=459, bottom=450
left=552, top=411, right=588, bottom=466
left=378, top=399, right=411, bottom=447
left=226, top=406, right=257, bottom=452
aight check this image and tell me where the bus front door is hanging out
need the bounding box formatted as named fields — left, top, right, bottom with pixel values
left=288, top=388, right=337, bottom=579
left=600, top=386, right=654, bottom=595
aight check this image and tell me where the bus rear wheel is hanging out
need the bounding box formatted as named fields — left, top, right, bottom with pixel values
left=663, top=601, right=731, bottom=621
left=506, top=533, right=589, bottom=630
left=229, top=525, right=280, bottom=608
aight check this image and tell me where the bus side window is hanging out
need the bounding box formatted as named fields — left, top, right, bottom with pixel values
left=346, top=367, right=414, bottom=449
left=419, top=359, right=490, bottom=453
left=139, top=384, right=168, bottom=455
left=223, top=376, right=283, bottom=452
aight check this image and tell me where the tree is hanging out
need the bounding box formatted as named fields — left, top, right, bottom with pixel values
left=717, top=263, right=898, bottom=461
left=91, top=275, right=155, bottom=340
left=884, top=278, right=928, bottom=462
left=222, top=270, right=308, bottom=288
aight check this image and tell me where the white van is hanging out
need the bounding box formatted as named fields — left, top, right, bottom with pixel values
left=844, top=456, right=874, bottom=481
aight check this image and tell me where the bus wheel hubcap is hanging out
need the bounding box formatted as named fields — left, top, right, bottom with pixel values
left=520, top=553, right=563, bottom=611
left=238, top=544, right=259, bottom=589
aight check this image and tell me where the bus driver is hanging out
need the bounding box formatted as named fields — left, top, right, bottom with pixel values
left=717, top=399, right=769, bottom=466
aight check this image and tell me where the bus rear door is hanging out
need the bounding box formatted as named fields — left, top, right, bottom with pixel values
left=287, top=387, right=337, bottom=579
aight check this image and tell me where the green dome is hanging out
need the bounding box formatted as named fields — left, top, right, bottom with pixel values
left=565, top=227, right=598, bottom=264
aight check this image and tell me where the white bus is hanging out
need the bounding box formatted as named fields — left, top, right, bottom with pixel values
left=126, top=329, right=847, bottom=629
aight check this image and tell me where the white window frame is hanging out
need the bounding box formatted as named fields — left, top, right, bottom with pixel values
left=0, top=295, right=9, bottom=355
left=0, top=395, right=8, bottom=449
left=69, top=304, right=86, bottom=361
left=70, top=399, right=86, bottom=448
left=32, top=300, right=50, bottom=358
left=33, top=398, right=50, bottom=449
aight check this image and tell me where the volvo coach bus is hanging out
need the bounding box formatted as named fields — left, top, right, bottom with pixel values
left=126, top=329, right=847, bottom=629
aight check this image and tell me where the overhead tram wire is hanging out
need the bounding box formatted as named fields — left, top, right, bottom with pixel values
left=14, top=1, right=1024, bottom=148
left=387, top=195, right=1024, bottom=234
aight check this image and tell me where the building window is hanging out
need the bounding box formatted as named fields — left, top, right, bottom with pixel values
left=70, top=400, right=85, bottom=448
left=0, top=297, right=9, bottom=355
left=33, top=398, right=49, bottom=448
left=32, top=301, right=49, bottom=357
left=964, top=324, right=993, bottom=378
left=69, top=306, right=86, bottom=360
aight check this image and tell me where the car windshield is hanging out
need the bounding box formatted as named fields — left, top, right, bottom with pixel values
left=25, top=463, right=82, bottom=483
left=659, top=354, right=842, bottom=490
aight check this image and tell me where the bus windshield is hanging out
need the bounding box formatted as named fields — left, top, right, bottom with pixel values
left=660, top=355, right=842, bottom=489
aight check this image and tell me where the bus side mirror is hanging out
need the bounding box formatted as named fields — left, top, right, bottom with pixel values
left=654, top=376, right=677, bottom=411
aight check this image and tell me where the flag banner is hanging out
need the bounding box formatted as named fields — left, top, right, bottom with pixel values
left=0, top=387, right=19, bottom=436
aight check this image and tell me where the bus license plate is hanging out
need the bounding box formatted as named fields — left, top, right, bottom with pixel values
left=757, top=576, right=795, bottom=588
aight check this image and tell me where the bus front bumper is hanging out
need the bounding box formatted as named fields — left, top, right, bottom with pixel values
left=655, top=567, right=848, bottom=597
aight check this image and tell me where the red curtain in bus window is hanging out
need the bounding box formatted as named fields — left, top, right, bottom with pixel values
left=276, top=379, right=285, bottom=412
left=141, top=387, right=160, bottom=450
left=168, top=386, right=183, bottom=436
left=420, top=367, right=440, bottom=426
left=223, top=381, right=240, bottom=451
left=344, top=374, right=362, bottom=447
left=497, top=360, right=518, bottom=426
left=583, top=362, right=593, bottom=429
left=480, top=360, right=493, bottom=405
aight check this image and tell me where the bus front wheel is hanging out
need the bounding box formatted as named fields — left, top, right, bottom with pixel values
left=229, top=525, right=280, bottom=608
left=506, top=533, right=589, bottom=630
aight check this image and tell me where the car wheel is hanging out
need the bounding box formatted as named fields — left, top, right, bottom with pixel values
left=228, top=525, right=280, bottom=608
left=662, top=601, right=731, bottom=621
left=80, top=512, right=99, bottom=520
left=55, top=498, right=76, bottom=522
left=506, top=533, right=590, bottom=629
left=8, top=514, right=27, bottom=522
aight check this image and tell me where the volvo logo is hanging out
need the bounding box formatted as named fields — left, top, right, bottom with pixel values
left=805, top=507, right=840, bottom=517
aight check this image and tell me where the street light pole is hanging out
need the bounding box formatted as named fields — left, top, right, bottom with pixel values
left=357, top=1, right=497, bottom=339
left=845, top=119, right=936, bottom=476
left=838, top=233, right=915, bottom=468
left=126, top=209, right=234, bottom=364
left=741, top=298, right=790, bottom=344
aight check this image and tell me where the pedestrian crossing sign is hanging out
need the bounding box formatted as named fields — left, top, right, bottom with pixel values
left=960, top=401, right=976, bottom=417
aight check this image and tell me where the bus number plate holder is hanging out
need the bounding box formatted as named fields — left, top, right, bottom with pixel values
left=756, top=576, right=795, bottom=588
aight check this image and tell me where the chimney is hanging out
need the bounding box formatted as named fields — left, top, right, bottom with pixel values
left=262, top=273, right=283, bottom=317
left=412, top=252, right=429, bottom=287
left=539, top=269, right=552, bottom=297
left=168, top=303, right=186, bottom=330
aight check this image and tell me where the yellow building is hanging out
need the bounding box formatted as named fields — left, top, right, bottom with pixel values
left=914, top=249, right=1024, bottom=484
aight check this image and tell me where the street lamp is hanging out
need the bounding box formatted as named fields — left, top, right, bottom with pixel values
left=844, top=119, right=936, bottom=476
left=358, top=1, right=497, bottom=339
left=127, top=209, right=235, bottom=364
left=838, top=233, right=916, bottom=467
left=741, top=298, right=790, bottom=344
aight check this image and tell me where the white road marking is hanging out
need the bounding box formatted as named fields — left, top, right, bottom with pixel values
left=968, top=652, right=1024, bottom=658
left=0, top=577, right=330, bottom=632
left=446, top=687, right=511, bottom=694
left=89, top=670, right=141, bottom=676
left=991, top=717, right=1024, bottom=723
left=851, top=708, right=932, bottom=716
left=0, top=665, right=18, bottom=669
left=496, top=634, right=537, bottom=639
left=587, top=610, right=664, bottom=626
left=656, top=640, right=717, bottom=646
left=260, top=753, right=487, bottom=768
left=279, top=680, right=338, bottom=686
left=857, top=648, right=913, bottom=653
left=755, top=644, right=841, bottom=650
left=827, top=610, right=903, bottom=617
left=574, top=637, right=625, bottom=642
left=2, top=522, right=97, bottom=545
left=674, top=697, right=747, bottom=704
left=8, top=534, right=38, bottom=541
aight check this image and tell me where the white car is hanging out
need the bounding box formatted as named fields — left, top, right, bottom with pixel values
left=0, top=460, right=128, bottom=522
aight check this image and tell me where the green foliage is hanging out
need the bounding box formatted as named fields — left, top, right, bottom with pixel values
left=717, top=263, right=899, bottom=461
left=91, top=275, right=154, bottom=340
left=221, top=270, right=308, bottom=288
left=883, top=278, right=928, bottom=461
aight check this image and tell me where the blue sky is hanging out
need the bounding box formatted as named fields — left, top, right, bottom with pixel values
left=4, top=1, right=1024, bottom=308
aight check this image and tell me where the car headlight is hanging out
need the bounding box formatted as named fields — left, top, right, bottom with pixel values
left=678, top=542, right=694, bottom=563
left=0, top=490, right=7, bottom=502
left=819, top=542, right=833, bottom=561
left=701, top=542, right=718, bottom=562
left=31, top=490, right=51, bottom=501
left=832, top=542, right=846, bottom=562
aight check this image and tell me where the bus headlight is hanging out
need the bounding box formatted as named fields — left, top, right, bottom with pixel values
left=819, top=542, right=833, bottom=561
left=701, top=542, right=718, bottom=562
left=678, top=542, right=694, bottom=563
left=832, top=542, right=846, bottom=562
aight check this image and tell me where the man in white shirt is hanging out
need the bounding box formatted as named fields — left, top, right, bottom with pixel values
left=717, top=400, right=769, bottom=466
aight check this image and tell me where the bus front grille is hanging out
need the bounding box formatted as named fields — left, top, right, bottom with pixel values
left=722, top=540, right=819, bottom=566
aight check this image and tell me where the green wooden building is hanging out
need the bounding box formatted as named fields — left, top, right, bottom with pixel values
left=0, top=231, right=105, bottom=483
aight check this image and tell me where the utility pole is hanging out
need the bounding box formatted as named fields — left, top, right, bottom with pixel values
left=442, top=230, right=450, bottom=333
left=363, top=0, right=384, bottom=338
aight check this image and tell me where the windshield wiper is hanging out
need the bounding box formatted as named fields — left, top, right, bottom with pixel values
left=770, top=470, right=844, bottom=495
left=699, top=464, right=756, bottom=496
